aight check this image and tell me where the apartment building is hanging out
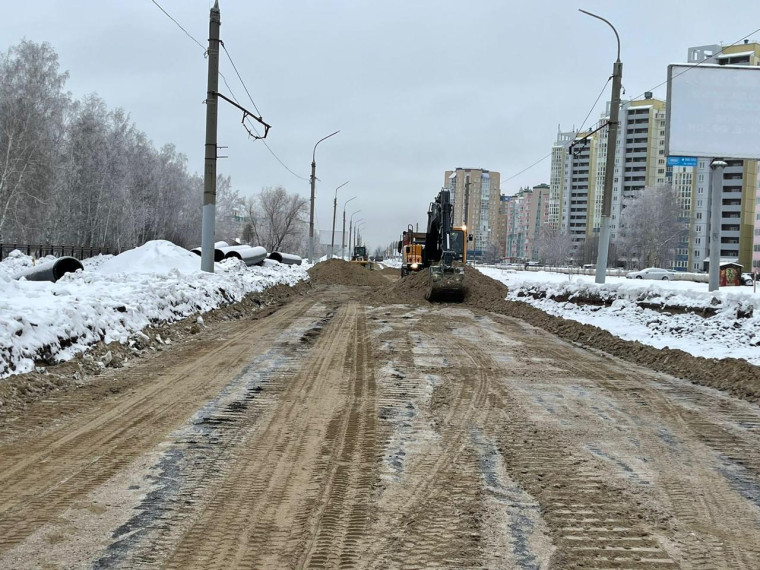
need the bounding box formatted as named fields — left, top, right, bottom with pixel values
left=444, top=168, right=501, bottom=254
left=683, top=41, right=760, bottom=271
left=548, top=128, right=599, bottom=260
left=504, top=184, right=550, bottom=262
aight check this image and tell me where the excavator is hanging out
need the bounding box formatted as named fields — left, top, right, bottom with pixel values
left=422, top=188, right=468, bottom=302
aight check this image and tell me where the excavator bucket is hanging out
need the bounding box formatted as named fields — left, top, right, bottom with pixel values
left=425, top=265, right=465, bottom=302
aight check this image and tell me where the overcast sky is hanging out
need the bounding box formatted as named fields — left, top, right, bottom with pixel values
left=3, top=1, right=760, bottom=251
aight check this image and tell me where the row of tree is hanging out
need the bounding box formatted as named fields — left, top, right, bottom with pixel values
left=536, top=183, right=686, bottom=268
left=0, top=40, right=310, bottom=254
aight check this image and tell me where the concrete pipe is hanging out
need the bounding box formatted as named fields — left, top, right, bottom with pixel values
left=14, top=256, right=84, bottom=283
left=268, top=251, right=303, bottom=266
left=191, top=241, right=228, bottom=262
left=223, top=245, right=267, bottom=266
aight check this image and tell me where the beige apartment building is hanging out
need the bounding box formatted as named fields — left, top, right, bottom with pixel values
left=444, top=168, right=501, bottom=254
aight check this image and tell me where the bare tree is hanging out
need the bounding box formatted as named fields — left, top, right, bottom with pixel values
left=617, top=184, right=685, bottom=269
left=245, top=186, right=308, bottom=253
left=537, top=226, right=573, bottom=266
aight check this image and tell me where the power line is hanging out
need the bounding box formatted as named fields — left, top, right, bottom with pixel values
left=221, top=43, right=262, bottom=117
left=150, top=0, right=309, bottom=182
left=218, top=72, right=310, bottom=181
left=150, top=0, right=206, bottom=53
left=631, top=25, right=760, bottom=101
left=502, top=152, right=552, bottom=183
left=577, top=77, right=611, bottom=134
left=502, top=24, right=760, bottom=185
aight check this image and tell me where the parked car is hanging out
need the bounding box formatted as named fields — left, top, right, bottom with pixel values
left=741, top=272, right=755, bottom=286
left=625, top=267, right=675, bottom=280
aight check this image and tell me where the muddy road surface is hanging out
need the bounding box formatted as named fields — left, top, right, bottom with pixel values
left=1, top=263, right=759, bottom=569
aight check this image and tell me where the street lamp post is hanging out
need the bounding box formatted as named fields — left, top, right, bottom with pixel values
left=342, top=196, right=357, bottom=260
left=330, top=181, right=349, bottom=258
left=349, top=215, right=363, bottom=259
left=354, top=222, right=366, bottom=249
left=579, top=9, right=622, bottom=285
left=309, top=130, right=339, bottom=263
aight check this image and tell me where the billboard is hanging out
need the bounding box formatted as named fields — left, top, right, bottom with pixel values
left=665, top=63, right=760, bottom=159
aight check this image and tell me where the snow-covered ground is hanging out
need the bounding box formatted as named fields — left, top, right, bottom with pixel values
left=478, top=267, right=760, bottom=365
left=0, top=241, right=308, bottom=378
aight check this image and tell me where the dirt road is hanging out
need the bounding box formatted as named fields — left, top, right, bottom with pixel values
left=1, top=267, right=759, bottom=569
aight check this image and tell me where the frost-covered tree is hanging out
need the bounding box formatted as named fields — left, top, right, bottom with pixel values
left=244, top=186, right=308, bottom=253
left=617, top=184, right=686, bottom=269
left=537, top=226, right=573, bottom=266
left=0, top=40, right=69, bottom=242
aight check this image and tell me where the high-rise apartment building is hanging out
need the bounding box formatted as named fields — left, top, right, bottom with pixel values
left=444, top=168, right=501, bottom=254
left=504, top=184, right=550, bottom=262
left=549, top=128, right=599, bottom=261
left=683, top=42, right=760, bottom=271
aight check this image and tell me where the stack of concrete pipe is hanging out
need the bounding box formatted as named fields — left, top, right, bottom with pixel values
left=13, top=256, right=84, bottom=283
left=221, top=245, right=267, bottom=266
left=191, top=241, right=229, bottom=262
left=267, top=251, right=302, bottom=266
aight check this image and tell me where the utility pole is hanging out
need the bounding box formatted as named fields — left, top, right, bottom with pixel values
left=580, top=9, right=622, bottom=285
left=330, top=181, right=349, bottom=258
left=463, top=174, right=471, bottom=229
left=708, top=159, right=727, bottom=291
left=200, top=1, right=221, bottom=273
left=341, top=198, right=357, bottom=260
left=308, top=131, right=339, bottom=263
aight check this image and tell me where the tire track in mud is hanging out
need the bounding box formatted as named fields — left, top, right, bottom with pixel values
left=158, top=301, right=379, bottom=569
left=91, top=302, right=338, bottom=569
left=364, top=306, right=550, bottom=569
left=455, top=311, right=678, bottom=569
left=487, top=310, right=760, bottom=569
left=0, top=299, right=314, bottom=559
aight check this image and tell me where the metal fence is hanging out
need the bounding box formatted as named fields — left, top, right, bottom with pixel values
left=0, top=244, right=118, bottom=262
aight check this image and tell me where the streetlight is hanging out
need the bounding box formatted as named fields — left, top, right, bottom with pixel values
left=330, top=181, right=350, bottom=258
left=579, top=9, right=622, bottom=285
left=354, top=221, right=366, bottom=249
left=309, top=130, right=339, bottom=263
left=349, top=214, right=363, bottom=258
left=341, top=196, right=357, bottom=260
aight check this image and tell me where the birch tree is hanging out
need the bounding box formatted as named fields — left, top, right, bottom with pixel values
left=617, top=184, right=685, bottom=268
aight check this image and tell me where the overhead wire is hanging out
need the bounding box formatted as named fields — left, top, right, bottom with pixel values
left=630, top=25, right=760, bottom=102
left=150, top=0, right=206, bottom=53
left=149, top=0, right=310, bottom=182
left=503, top=23, right=760, bottom=185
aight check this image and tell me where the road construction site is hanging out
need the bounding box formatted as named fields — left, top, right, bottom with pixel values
left=1, top=260, right=759, bottom=569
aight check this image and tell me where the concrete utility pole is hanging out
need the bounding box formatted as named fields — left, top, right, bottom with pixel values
left=347, top=210, right=361, bottom=260
left=200, top=0, right=221, bottom=273
left=708, top=159, right=727, bottom=292
left=580, top=9, right=622, bottom=285
left=308, top=130, right=339, bottom=263
left=463, top=174, right=471, bottom=229
left=330, top=181, right=349, bottom=258
left=341, top=197, right=357, bottom=260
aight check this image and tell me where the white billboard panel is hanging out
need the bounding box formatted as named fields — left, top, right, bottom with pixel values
left=666, top=63, right=760, bottom=159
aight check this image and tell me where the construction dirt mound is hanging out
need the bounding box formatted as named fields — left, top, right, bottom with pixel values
left=308, top=259, right=390, bottom=287
left=367, top=265, right=508, bottom=308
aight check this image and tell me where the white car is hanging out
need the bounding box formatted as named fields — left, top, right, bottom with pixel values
left=625, top=267, right=675, bottom=280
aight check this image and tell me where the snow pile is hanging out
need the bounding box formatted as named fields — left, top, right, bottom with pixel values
left=80, top=253, right=114, bottom=271
left=0, top=241, right=308, bottom=377
left=478, top=267, right=760, bottom=365
left=98, top=240, right=201, bottom=275
left=0, top=250, right=57, bottom=280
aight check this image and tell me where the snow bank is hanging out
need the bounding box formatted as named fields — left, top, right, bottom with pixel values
left=0, top=242, right=308, bottom=378
left=478, top=267, right=760, bottom=365
left=97, top=240, right=201, bottom=275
